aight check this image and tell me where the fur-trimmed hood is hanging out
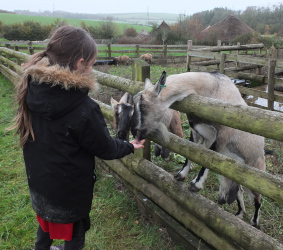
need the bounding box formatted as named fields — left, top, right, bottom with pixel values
left=26, top=57, right=98, bottom=120
left=24, top=57, right=98, bottom=92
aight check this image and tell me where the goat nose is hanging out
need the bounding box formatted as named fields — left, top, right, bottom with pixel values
left=131, top=129, right=138, bottom=138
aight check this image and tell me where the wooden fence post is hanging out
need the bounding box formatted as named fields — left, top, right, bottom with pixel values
left=266, top=49, right=270, bottom=58
left=272, top=47, right=277, bottom=59
left=268, top=59, right=276, bottom=110
left=6, top=54, right=11, bottom=69
left=136, top=44, right=140, bottom=58
left=186, top=40, right=192, bottom=72
left=28, top=46, right=34, bottom=55
left=163, top=44, right=167, bottom=58
left=107, top=43, right=111, bottom=60
left=132, top=58, right=151, bottom=161
left=220, top=52, right=226, bottom=74
left=235, top=43, right=240, bottom=68
left=14, top=46, right=21, bottom=65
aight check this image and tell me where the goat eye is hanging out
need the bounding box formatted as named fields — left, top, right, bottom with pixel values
left=140, top=104, right=145, bottom=110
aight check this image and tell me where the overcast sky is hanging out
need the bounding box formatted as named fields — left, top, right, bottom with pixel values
left=2, top=0, right=282, bottom=15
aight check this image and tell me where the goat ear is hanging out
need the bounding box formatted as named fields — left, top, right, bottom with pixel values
left=110, top=97, right=118, bottom=108
left=145, top=78, right=153, bottom=89
left=154, top=71, right=166, bottom=95
left=119, top=92, right=129, bottom=104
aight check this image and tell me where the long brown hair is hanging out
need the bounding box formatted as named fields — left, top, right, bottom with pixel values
left=9, top=25, right=97, bottom=148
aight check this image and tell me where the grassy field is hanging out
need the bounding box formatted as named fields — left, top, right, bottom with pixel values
left=0, top=74, right=178, bottom=249
left=0, top=13, right=152, bottom=33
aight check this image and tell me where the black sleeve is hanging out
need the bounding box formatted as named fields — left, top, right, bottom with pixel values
left=78, top=103, right=134, bottom=160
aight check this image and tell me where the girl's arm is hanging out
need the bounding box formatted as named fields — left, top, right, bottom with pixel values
left=79, top=104, right=144, bottom=160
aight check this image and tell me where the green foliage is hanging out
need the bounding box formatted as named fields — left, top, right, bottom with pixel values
left=0, top=20, right=4, bottom=34
left=196, top=7, right=239, bottom=27
left=3, top=20, right=53, bottom=40
left=51, top=18, right=68, bottom=32
left=241, top=5, right=283, bottom=35
left=155, top=30, right=182, bottom=45
left=232, top=32, right=283, bottom=48
left=124, top=27, right=138, bottom=37
left=98, top=18, right=121, bottom=39
left=232, top=32, right=260, bottom=45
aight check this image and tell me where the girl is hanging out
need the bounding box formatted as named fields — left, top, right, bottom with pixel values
left=10, top=25, right=145, bottom=250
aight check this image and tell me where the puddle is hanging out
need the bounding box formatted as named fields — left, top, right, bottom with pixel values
left=243, top=85, right=283, bottom=112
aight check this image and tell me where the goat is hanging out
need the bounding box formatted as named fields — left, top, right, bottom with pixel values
left=110, top=92, right=134, bottom=141
left=154, top=108, right=183, bottom=159
left=111, top=92, right=184, bottom=161
left=113, top=55, right=131, bottom=66
left=140, top=53, right=153, bottom=64
left=130, top=71, right=266, bottom=228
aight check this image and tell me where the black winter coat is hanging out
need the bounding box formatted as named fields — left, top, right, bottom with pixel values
left=23, top=58, right=134, bottom=223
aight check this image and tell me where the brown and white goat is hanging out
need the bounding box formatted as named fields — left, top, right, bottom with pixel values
left=140, top=53, right=153, bottom=64
left=111, top=92, right=134, bottom=141
left=130, top=71, right=266, bottom=227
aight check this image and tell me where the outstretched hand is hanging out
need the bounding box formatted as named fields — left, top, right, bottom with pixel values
left=130, top=139, right=146, bottom=150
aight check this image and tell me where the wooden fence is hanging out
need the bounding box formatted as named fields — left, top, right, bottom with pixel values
left=186, top=40, right=283, bottom=111
left=3, top=39, right=283, bottom=67
left=1, top=47, right=283, bottom=249
left=0, top=41, right=204, bottom=64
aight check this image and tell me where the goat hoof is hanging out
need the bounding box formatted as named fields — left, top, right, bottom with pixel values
left=235, top=212, right=244, bottom=220
left=189, top=182, right=200, bottom=192
left=174, top=173, right=185, bottom=181
left=251, top=220, right=260, bottom=229
left=252, top=223, right=260, bottom=229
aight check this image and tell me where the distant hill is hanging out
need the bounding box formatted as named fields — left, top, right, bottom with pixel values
left=14, top=10, right=180, bottom=26
left=94, top=13, right=180, bottom=25
left=0, top=13, right=152, bottom=34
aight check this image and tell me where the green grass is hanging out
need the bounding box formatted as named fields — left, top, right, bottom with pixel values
left=0, top=13, right=152, bottom=33
left=0, top=74, right=177, bottom=249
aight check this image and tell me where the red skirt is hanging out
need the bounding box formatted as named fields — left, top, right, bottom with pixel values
left=36, top=215, right=73, bottom=241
